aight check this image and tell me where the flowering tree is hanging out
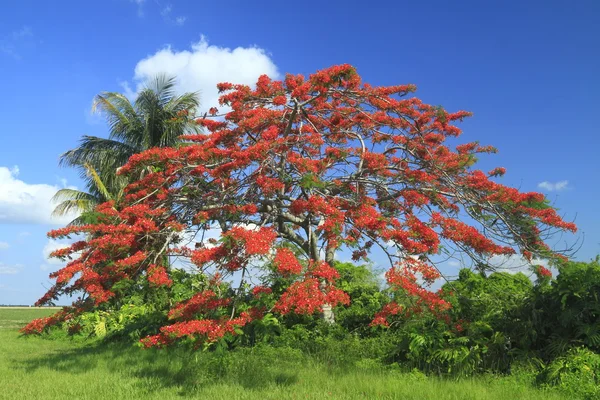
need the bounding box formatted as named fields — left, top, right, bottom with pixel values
left=24, top=65, right=576, bottom=345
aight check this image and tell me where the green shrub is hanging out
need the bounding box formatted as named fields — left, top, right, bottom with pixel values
left=537, top=347, right=600, bottom=399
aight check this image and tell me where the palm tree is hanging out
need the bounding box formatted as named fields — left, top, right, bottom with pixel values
left=51, top=162, right=126, bottom=225
left=53, top=74, right=200, bottom=223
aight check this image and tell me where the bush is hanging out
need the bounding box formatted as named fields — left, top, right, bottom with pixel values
left=271, top=323, right=401, bottom=368
left=537, top=347, right=600, bottom=399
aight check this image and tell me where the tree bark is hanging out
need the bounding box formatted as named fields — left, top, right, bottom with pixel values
left=321, top=242, right=336, bottom=324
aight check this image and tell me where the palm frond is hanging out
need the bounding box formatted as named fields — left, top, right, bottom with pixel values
left=83, top=162, right=112, bottom=201
left=93, top=93, right=144, bottom=146
left=59, top=136, right=138, bottom=172
left=51, top=189, right=99, bottom=217
left=145, top=74, right=177, bottom=106
left=165, top=91, right=201, bottom=114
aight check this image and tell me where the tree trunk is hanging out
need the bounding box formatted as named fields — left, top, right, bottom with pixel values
left=320, top=282, right=336, bottom=323
left=321, top=242, right=336, bottom=324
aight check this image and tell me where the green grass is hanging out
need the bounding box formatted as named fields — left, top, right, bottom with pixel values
left=0, top=307, right=59, bottom=329
left=0, top=308, right=569, bottom=400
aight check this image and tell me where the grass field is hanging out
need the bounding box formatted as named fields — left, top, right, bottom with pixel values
left=0, top=308, right=569, bottom=400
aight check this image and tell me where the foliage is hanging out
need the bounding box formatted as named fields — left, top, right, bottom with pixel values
left=536, top=347, right=600, bottom=399
left=371, top=259, right=600, bottom=380
left=28, top=64, right=575, bottom=352
left=533, top=258, right=600, bottom=357
left=2, top=309, right=570, bottom=400
left=10, top=257, right=600, bottom=399
left=442, top=269, right=536, bottom=372
left=333, top=262, right=389, bottom=334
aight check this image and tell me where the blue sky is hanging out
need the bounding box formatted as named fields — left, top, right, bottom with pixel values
left=0, top=0, right=598, bottom=304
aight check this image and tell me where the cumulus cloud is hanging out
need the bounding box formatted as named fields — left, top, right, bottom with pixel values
left=0, top=242, right=9, bottom=250
left=128, top=36, right=280, bottom=112
left=538, top=180, right=569, bottom=192
left=0, top=166, right=78, bottom=225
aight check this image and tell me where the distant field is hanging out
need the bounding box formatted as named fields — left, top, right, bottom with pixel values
left=0, top=307, right=57, bottom=330
left=0, top=308, right=569, bottom=400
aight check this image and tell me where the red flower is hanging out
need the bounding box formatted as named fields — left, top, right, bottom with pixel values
left=147, top=264, right=172, bottom=287
left=535, top=265, right=552, bottom=278
left=252, top=286, right=272, bottom=297
left=273, top=248, right=303, bottom=275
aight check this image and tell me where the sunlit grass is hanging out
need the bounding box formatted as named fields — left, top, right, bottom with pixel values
left=0, top=307, right=59, bottom=329
left=0, top=308, right=568, bottom=400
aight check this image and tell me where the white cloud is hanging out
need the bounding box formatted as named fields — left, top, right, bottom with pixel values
left=0, top=241, right=9, bottom=250
left=40, top=239, right=75, bottom=272
left=128, top=36, right=280, bottom=112
left=118, top=81, right=137, bottom=101
left=0, top=262, right=23, bottom=275
left=485, top=254, right=557, bottom=280
left=0, top=166, right=79, bottom=225
left=537, top=180, right=569, bottom=192
left=178, top=225, right=223, bottom=249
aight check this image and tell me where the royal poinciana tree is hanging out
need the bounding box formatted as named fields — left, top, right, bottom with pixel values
left=24, top=65, right=576, bottom=346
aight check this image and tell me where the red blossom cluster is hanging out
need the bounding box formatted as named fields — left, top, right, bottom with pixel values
left=275, top=278, right=349, bottom=315
left=371, top=303, right=404, bottom=327
left=535, top=265, right=553, bottom=278
left=21, top=308, right=77, bottom=335
left=384, top=261, right=451, bottom=316
left=274, top=260, right=349, bottom=315
left=252, top=286, right=273, bottom=297
left=273, top=248, right=303, bottom=275
left=168, top=290, right=230, bottom=320
left=190, top=227, right=277, bottom=272
left=147, top=264, right=172, bottom=287
left=22, top=201, right=182, bottom=332
left=141, top=313, right=251, bottom=348
left=227, top=227, right=277, bottom=256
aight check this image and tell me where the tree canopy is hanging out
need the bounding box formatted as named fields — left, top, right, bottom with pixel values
left=26, top=65, right=576, bottom=348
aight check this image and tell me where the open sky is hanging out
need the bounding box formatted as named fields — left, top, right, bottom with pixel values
left=0, top=0, right=598, bottom=304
